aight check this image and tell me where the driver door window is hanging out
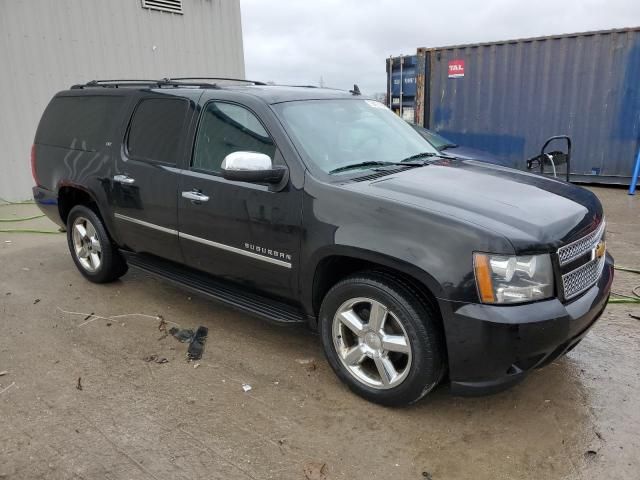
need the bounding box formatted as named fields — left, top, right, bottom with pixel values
left=192, top=102, right=276, bottom=174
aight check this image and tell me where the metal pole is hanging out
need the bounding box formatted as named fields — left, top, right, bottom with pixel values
left=630, top=147, right=640, bottom=195
left=388, top=56, right=393, bottom=109
left=399, top=55, right=404, bottom=119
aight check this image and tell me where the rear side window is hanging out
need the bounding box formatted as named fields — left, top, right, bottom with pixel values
left=36, top=95, right=126, bottom=151
left=192, top=102, right=275, bottom=174
left=127, top=98, right=189, bottom=164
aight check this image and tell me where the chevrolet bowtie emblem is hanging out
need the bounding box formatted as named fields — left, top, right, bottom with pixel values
left=593, top=240, right=606, bottom=260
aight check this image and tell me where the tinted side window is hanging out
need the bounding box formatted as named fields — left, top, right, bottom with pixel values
left=192, top=102, right=275, bottom=174
left=36, top=95, right=126, bottom=151
left=127, top=98, right=189, bottom=164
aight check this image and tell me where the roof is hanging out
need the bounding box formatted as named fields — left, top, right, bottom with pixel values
left=67, top=79, right=362, bottom=104
left=219, top=85, right=361, bottom=104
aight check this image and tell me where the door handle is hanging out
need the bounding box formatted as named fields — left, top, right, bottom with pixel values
left=113, top=174, right=135, bottom=185
left=182, top=190, right=210, bottom=203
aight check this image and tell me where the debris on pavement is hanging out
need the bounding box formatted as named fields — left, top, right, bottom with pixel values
left=33, top=299, right=40, bottom=304
left=0, top=371, right=7, bottom=377
left=630, top=314, right=640, bottom=321
left=0, top=382, right=16, bottom=395
left=193, top=363, right=200, bottom=369
left=76, top=377, right=83, bottom=391
left=297, top=358, right=317, bottom=372
left=303, top=462, right=327, bottom=480
left=158, top=315, right=168, bottom=338
left=422, top=471, right=433, bottom=479
left=242, top=384, right=252, bottom=392
left=584, top=450, right=598, bottom=460
left=168, top=327, right=194, bottom=343
left=143, top=355, right=169, bottom=364
left=187, top=326, right=208, bottom=360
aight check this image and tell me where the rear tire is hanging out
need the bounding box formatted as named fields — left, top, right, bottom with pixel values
left=66, top=205, right=127, bottom=283
left=319, top=271, right=444, bottom=406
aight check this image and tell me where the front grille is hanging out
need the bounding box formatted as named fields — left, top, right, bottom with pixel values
left=562, top=255, right=605, bottom=300
left=558, top=219, right=606, bottom=300
left=557, top=220, right=606, bottom=266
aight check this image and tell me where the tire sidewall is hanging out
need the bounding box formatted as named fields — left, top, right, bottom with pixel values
left=320, top=275, right=442, bottom=406
left=66, top=205, right=121, bottom=283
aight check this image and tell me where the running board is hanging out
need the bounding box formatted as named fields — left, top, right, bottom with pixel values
left=121, top=251, right=307, bottom=326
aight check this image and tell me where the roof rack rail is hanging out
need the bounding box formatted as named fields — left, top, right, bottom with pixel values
left=167, top=77, right=267, bottom=86
left=70, top=79, right=219, bottom=90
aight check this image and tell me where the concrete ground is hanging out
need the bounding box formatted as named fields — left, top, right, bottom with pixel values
left=1, top=186, right=638, bottom=480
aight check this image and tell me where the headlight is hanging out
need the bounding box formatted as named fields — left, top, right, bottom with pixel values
left=473, top=252, right=554, bottom=304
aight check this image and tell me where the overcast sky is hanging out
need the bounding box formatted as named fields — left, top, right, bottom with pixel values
left=241, top=0, right=640, bottom=94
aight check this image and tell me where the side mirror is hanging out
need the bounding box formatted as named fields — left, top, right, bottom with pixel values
left=221, top=151, right=287, bottom=184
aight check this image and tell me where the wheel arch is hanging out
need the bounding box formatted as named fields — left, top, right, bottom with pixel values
left=57, top=183, right=102, bottom=224
left=57, top=182, right=120, bottom=244
left=306, top=246, right=445, bottom=324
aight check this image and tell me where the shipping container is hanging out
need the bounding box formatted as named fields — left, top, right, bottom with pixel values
left=386, top=54, right=421, bottom=123
left=387, top=27, right=640, bottom=184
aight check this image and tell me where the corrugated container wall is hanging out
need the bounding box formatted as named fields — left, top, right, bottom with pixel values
left=0, top=0, right=245, bottom=200
left=389, top=28, right=640, bottom=184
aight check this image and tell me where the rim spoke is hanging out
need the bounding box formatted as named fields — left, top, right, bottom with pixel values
left=339, top=309, right=365, bottom=337
left=91, top=238, right=102, bottom=253
left=342, top=345, right=366, bottom=366
left=381, top=334, right=410, bottom=354
left=75, top=223, right=87, bottom=239
left=374, top=356, right=398, bottom=386
left=86, top=223, right=96, bottom=238
left=367, top=301, right=387, bottom=331
left=90, top=253, right=100, bottom=269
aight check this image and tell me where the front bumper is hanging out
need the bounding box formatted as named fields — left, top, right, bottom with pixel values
left=440, top=252, right=614, bottom=396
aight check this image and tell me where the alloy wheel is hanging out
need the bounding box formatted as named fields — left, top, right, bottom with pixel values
left=71, top=216, right=102, bottom=272
left=332, top=297, right=412, bottom=389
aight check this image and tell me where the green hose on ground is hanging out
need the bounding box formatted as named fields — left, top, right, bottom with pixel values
left=0, top=198, right=53, bottom=231
left=0, top=198, right=35, bottom=206
left=609, top=298, right=640, bottom=304
left=614, top=265, right=640, bottom=275
left=0, top=214, right=45, bottom=222
left=0, top=228, right=62, bottom=234
left=610, top=265, right=640, bottom=303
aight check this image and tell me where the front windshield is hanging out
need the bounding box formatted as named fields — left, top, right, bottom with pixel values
left=274, top=99, right=439, bottom=174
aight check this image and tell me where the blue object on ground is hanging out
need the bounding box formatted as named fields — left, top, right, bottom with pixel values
left=630, top=147, right=640, bottom=195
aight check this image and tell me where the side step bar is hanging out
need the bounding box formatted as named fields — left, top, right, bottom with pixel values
left=121, top=251, right=308, bottom=326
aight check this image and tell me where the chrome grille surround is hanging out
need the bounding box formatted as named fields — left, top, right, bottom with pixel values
left=562, top=255, right=606, bottom=300
left=557, top=220, right=606, bottom=266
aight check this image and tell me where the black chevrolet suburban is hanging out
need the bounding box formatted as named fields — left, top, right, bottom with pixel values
left=32, top=78, right=613, bottom=406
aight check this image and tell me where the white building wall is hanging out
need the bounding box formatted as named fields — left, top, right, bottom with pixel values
left=0, top=0, right=245, bottom=200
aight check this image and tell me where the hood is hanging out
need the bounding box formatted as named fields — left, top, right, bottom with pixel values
left=343, top=160, right=603, bottom=253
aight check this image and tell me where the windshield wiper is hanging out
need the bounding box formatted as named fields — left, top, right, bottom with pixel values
left=400, top=151, right=455, bottom=163
left=439, top=143, right=458, bottom=151
left=329, top=161, right=400, bottom=174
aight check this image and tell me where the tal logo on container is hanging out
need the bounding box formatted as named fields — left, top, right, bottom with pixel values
left=448, top=59, right=465, bottom=78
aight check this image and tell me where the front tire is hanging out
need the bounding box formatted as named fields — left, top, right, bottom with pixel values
left=320, top=272, right=444, bottom=406
left=66, top=205, right=127, bottom=283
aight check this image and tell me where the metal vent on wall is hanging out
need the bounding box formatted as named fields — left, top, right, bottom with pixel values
left=141, top=0, right=183, bottom=14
